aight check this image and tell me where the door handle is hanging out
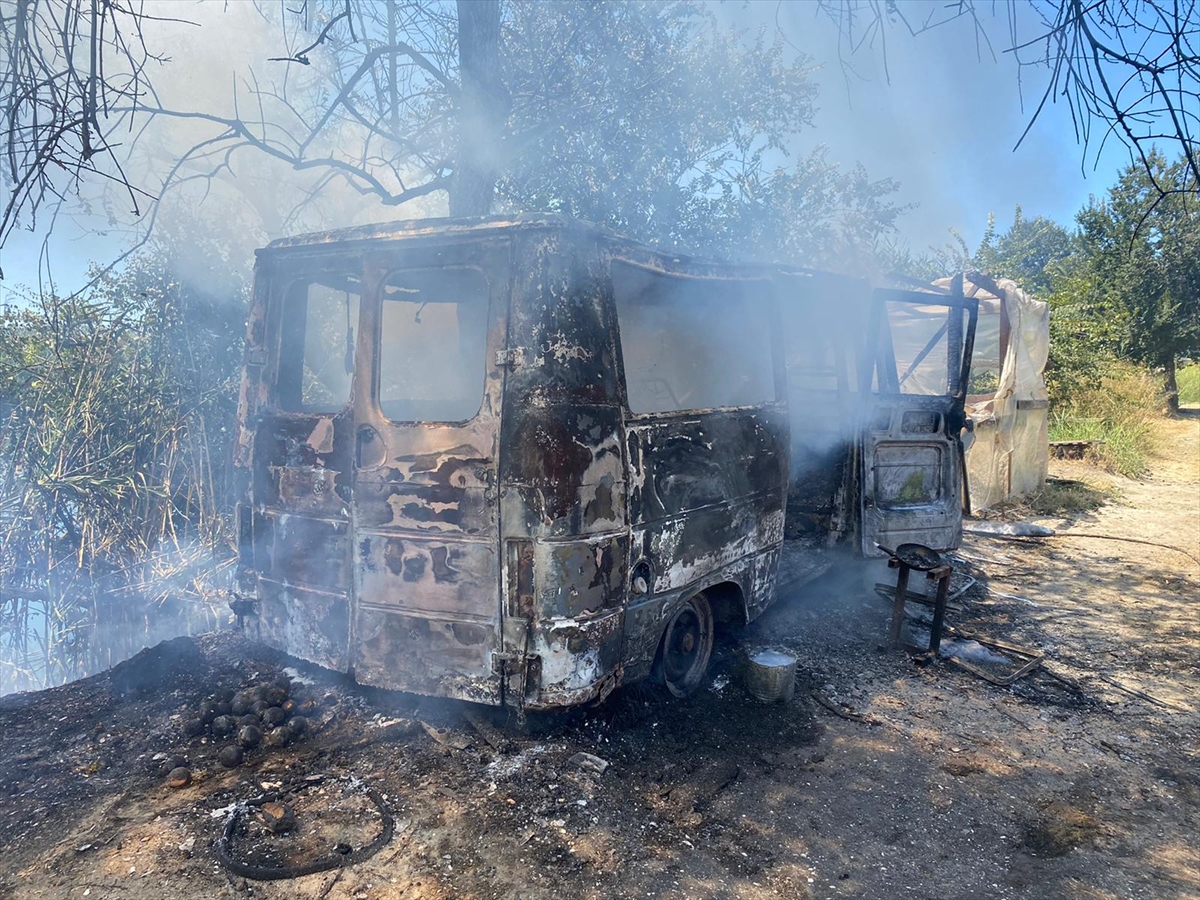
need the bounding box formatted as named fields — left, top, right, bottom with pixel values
left=356, top=425, right=385, bottom=469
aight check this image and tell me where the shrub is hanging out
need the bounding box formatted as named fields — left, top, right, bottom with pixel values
left=1048, top=363, right=1161, bottom=477
left=1178, top=361, right=1200, bottom=405
left=0, top=255, right=244, bottom=694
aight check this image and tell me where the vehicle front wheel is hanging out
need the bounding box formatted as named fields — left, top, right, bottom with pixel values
left=654, top=592, right=715, bottom=697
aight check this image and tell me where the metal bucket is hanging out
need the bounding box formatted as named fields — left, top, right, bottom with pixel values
left=744, top=648, right=797, bottom=702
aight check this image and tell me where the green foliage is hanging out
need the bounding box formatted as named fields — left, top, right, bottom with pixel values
left=974, top=207, right=1076, bottom=296
left=495, top=1, right=903, bottom=269
left=1178, top=362, right=1200, bottom=405
left=1076, top=151, right=1200, bottom=403
left=1043, top=273, right=1123, bottom=404
left=1048, top=364, right=1162, bottom=477
left=0, top=250, right=245, bottom=693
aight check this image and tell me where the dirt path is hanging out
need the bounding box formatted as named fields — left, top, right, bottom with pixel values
left=1, top=411, right=1198, bottom=900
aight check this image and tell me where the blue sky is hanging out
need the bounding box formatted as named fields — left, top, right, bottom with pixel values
left=0, top=0, right=1138, bottom=300
left=761, top=0, right=1131, bottom=254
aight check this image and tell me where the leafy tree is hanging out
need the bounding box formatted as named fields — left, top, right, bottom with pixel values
left=8, top=0, right=1200, bottom=275
left=973, top=207, right=1075, bottom=297
left=0, top=0, right=898, bottom=273
left=1077, top=152, right=1200, bottom=411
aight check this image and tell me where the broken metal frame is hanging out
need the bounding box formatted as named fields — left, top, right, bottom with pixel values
left=943, top=628, right=1044, bottom=686
left=887, top=557, right=953, bottom=655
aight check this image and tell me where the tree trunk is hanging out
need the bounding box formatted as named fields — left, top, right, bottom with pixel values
left=1164, top=354, right=1179, bottom=414
left=450, top=0, right=507, bottom=217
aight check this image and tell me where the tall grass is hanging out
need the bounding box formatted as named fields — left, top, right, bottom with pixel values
left=1178, top=362, right=1200, bottom=406
left=0, top=255, right=244, bottom=694
left=1048, top=363, right=1162, bottom=478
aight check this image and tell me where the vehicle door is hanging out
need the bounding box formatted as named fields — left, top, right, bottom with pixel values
left=239, top=257, right=363, bottom=673
left=349, top=240, right=510, bottom=704
left=861, top=281, right=977, bottom=553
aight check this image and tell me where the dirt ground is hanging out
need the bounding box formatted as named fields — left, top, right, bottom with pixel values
left=1, top=410, right=1197, bottom=900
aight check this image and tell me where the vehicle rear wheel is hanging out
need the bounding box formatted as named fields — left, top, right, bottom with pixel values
left=654, top=592, right=714, bottom=697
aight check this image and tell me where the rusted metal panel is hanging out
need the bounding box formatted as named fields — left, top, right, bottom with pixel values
left=353, top=607, right=501, bottom=705
left=492, top=230, right=631, bottom=709
left=346, top=240, right=510, bottom=701
left=255, top=580, right=350, bottom=673
left=357, top=535, right=496, bottom=620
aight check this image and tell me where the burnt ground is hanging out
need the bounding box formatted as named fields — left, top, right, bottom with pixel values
left=1, top=410, right=1198, bottom=900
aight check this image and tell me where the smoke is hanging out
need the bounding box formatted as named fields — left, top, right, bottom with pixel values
left=723, top=2, right=1125, bottom=255
left=0, top=0, right=978, bottom=695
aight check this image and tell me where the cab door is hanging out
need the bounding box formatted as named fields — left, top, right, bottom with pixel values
left=348, top=240, right=510, bottom=704
left=861, top=282, right=977, bottom=553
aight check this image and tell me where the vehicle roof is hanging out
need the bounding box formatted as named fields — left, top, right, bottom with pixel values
left=260, top=214, right=581, bottom=252
left=258, top=213, right=863, bottom=286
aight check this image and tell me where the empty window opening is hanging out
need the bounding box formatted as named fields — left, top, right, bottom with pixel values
left=378, top=267, right=489, bottom=422
left=277, top=274, right=361, bottom=413
left=612, top=263, right=776, bottom=414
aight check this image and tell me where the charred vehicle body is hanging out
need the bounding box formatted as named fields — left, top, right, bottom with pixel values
left=233, top=216, right=976, bottom=710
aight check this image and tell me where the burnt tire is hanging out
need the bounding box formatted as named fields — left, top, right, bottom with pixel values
left=653, top=592, right=715, bottom=698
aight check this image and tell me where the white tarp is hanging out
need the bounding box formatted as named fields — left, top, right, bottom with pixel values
left=932, top=276, right=1050, bottom=512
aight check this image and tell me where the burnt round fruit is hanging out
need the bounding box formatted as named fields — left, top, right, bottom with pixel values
left=237, top=724, right=263, bottom=749
left=218, top=746, right=244, bottom=768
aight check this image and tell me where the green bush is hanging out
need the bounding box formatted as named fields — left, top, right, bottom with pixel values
left=0, top=254, right=244, bottom=693
left=1048, top=363, right=1161, bottom=478
left=1178, top=361, right=1200, bottom=405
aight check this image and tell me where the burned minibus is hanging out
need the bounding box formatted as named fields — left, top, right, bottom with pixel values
left=233, top=216, right=976, bottom=710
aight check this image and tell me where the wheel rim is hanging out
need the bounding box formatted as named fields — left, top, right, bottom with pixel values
left=659, top=593, right=714, bottom=697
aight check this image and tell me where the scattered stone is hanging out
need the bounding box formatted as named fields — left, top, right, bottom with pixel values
left=568, top=752, right=610, bottom=775
left=158, top=754, right=187, bottom=777
left=260, top=801, right=296, bottom=834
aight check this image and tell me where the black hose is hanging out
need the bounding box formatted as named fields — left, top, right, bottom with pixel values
left=216, top=776, right=395, bottom=881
